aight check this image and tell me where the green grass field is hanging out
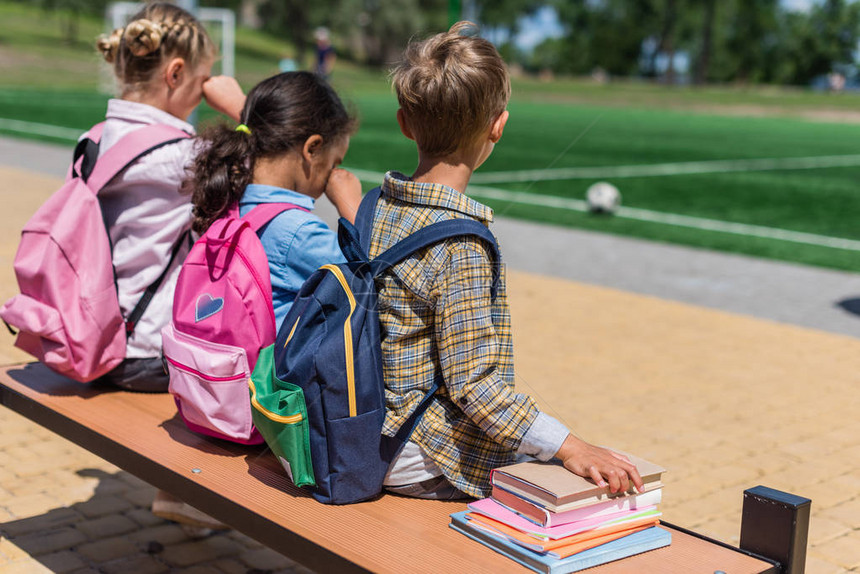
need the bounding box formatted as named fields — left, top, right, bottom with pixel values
left=2, top=1, right=860, bottom=272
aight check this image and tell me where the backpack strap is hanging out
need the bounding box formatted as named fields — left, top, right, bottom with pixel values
left=371, top=218, right=502, bottom=299
left=344, top=187, right=502, bottom=297
left=85, top=124, right=191, bottom=192
left=81, top=124, right=190, bottom=337
left=355, top=186, right=382, bottom=254
left=124, top=228, right=192, bottom=337
left=240, top=202, right=310, bottom=232
left=390, top=379, right=441, bottom=445
left=69, top=122, right=105, bottom=182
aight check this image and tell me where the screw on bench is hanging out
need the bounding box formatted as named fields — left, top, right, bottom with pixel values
left=192, top=468, right=201, bottom=474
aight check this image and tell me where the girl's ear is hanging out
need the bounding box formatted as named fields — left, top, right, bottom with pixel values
left=165, top=58, right=186, bottom=90
left=302, top=134, right=324, bottom=163
left=489, top=110, right=509, bottom=144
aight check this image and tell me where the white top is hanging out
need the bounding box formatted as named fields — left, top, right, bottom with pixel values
left=97, top=99, right=196, bottom=358
left=384, top=411, right=570, bottom=487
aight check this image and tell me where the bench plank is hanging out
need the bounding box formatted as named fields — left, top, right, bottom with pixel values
left=0, top=362, right=776, bottom=573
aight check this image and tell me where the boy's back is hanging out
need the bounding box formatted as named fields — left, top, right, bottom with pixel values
left=368, top=170, right=538, bottom=497
left=374, top=22, right=643, bottom=500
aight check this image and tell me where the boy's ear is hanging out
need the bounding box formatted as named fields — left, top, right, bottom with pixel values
left=302, top=134, right=324, bottom=162
left=489, top=110, right=509, bottom=144
left=165, top=58, right=186, bottom=90
left=396, top=109, right=416, bottom=141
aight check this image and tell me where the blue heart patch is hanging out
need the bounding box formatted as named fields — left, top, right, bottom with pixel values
left=195, top=293, right=224, bottom=322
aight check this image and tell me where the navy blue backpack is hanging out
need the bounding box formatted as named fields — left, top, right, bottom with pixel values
left=269, top=187, right=500, bottom=504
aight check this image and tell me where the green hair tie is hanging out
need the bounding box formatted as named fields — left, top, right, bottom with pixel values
left=235, top=124, right=252, bottom=135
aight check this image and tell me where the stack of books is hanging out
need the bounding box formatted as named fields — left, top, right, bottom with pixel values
left=449, top=453, right=670, bottom=573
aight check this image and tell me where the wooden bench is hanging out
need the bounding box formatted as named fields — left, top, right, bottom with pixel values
left=0, top=362, right=788, bottom=573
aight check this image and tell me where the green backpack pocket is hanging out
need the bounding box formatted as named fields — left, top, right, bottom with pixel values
left=249, top=345, right=315, bottom=488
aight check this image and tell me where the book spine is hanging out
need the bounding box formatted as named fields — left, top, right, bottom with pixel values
left=491, top=484, right=551, bottom=526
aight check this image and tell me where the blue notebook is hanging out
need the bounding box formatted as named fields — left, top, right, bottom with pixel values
left=449, top=511, right=671, bottom=574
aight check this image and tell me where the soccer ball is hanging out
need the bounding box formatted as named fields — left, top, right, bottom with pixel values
left=586, top=182, right=621, bottom=214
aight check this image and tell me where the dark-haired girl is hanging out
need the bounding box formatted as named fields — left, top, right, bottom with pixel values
left=187, top=71, right=361, bottom=328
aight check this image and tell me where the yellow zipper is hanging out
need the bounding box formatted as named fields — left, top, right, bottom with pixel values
left=284, top=315, right=301, bottom=348
left=248, top=377, right=304, bottom=424
left=320, top=264, right=357, bottom=417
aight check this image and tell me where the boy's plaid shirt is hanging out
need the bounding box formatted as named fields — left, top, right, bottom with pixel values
left=369, top=171, right=540, bottom=498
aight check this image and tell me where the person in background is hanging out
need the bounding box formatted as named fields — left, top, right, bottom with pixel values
left=314, top=27, right=336, bottom=78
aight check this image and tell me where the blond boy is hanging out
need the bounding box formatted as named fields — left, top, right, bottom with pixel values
left=370, top=23, right=643, bottom=499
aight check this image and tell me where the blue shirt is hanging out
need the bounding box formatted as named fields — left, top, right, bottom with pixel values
left=239, top=184, right=346, bottom=330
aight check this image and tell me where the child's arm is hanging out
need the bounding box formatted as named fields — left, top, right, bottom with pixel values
left=434, top=243, right=542, bottom=449
left=555, top=434, right=644, bottom=494
left=324, top=168, right=362, bottom=223
left=435, top=241, right=643, bottom=494
left=202, top=76, right=246, bottom=123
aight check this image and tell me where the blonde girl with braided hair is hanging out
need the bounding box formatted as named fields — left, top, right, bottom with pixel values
left=95, top=3, right=247, bottom=534
left=93, top=2, right=245, bottom=393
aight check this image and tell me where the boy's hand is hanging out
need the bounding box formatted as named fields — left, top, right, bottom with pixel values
left=325, top=169, right=362, bottom=223
left=202, top=76, right=246, bottom=122
left=555, top=435, right=644, bottom=494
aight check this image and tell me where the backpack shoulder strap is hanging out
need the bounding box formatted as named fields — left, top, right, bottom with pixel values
left=371, top=218, right=502, bottom=299
left=355, top=186, right=382, bottom=254
left=240, top=202, right=310, bottom=232
left=125, top=228, right=192, bottom=337
left=68, top=122, right=106, bottom=182
left=86, top=124, right=191, bottom=192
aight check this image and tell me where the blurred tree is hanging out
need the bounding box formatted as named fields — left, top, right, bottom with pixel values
left=330, top=0, right=432, bottom=66
left=258, top=0, right=327, bottom=67
left=658, top=0, right=678, bottom=83
left=31, top=0, right=106, bottom=44
left=692, top=0, right=715, bottom=84
left=801, top=0, right=860, bottom=82
left=724, top=0, right=779, bottom=82
left=548, top=0, right=661, bottom=76
left=474, top=0, right=541, bottom=37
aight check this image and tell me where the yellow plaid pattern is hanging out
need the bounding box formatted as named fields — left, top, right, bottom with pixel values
left=370, top=171, right=539, bottom=498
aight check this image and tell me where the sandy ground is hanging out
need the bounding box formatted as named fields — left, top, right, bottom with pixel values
left=1, top=153, right=860, bottom=572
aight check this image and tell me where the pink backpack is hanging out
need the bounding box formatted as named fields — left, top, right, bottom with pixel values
left=0, top=123, right=190, bottom=382
left=162, top=202, right=307, bottom=444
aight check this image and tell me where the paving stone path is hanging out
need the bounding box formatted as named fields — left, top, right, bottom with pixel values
left=2, top=137, right=859, bottom=573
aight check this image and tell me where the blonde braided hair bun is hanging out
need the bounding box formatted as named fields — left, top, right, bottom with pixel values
left=97, top=28, right=124, bottom=64
left=123, top=18, right=164, bottom=57
left=96, top=2, right=215, bottom=93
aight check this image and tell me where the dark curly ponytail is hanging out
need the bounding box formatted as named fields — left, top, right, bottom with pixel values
left=188, top=126, right=254, bottom=233
left=187, top=71, right=355, bottom=234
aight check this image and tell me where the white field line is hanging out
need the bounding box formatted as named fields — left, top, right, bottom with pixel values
left=0, top=118, right=82, bottom=141
left=348, top=168, right=860, bottom=252
left=0, top=123, right=854, bottom=251
left=469, top=155, right=860, bottom=183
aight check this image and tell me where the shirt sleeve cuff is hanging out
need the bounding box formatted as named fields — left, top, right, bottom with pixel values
left=516, top=412, right=570, bottom=461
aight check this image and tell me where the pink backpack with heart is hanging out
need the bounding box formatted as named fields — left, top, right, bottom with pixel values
left=0, top=123, right=190, bottom=382
left=162, top=202, right=306, bottom=444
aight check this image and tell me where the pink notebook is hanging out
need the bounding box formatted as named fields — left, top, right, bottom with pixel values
left=468, top=497, right=660, bottom=540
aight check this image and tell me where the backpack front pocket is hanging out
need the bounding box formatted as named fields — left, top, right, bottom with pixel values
left=162, top=325, right=260, bottom=443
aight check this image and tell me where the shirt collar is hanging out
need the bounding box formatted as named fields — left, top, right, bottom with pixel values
left=240, top=184, right=316, bottom=210
left=105, top=99, right=196, bottom=135
left=382, top=171, right=494, bottom=223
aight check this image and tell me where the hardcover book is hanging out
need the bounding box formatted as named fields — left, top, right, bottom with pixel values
left=468, top=497, right=661, bottom=539
left=491, top=454, right=664, bottom=513
left=489, top=487, right=663, bottom=528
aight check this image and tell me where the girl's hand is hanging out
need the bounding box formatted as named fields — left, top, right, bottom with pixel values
left=325, top=169, right=362, bottom=223
left=202, top=76, right=246, bottom=122
left=554, top=435, right=644, bottom=494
